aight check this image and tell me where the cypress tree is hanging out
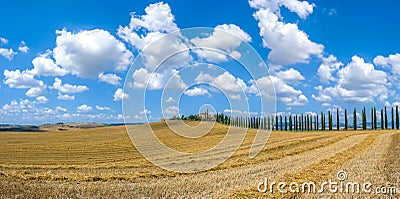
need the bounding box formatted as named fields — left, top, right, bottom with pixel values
left=289, top=115, right=292, bottom=131
left=362, top=107, right=366, bottom=130
left=336, top=108, right=340, bottom=130
left=381, top=109, right=384, bottom=130
left=328, top=111, right=332, bottom=131
left=392, top=107, right=394, bottom=129
left=280, top=115, right=283, bottom=131
left=385, top=107, right=388, bottom=130
left=310, top=115, right=313, bottom=131
left=275, top=115, right=278, bottom=131
left=353, top=108, right=357, bottom=130
left=374, top=107, right=377, bottom=130
left=371, top=108, right=374, bottom=130
left=301, top=114, right=304, bottom=131
left=344, top=109, right=348, bottom=130
left=285, top=116, right=288, bottom=131
left=315, top=115, right=318, bottom=131
left=397, top=106, right=399, bottom=129
left=294, top=115, right=297, bottom=131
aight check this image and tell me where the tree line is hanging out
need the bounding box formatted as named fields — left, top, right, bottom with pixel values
left=214, top=106, right=400, bottom=131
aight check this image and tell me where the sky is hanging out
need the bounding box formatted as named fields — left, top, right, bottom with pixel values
left=1, top=0, right=400, bottom=125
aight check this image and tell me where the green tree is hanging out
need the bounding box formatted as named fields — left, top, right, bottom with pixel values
left=371, top=108, right=374, bottom=130
left=374, top=107, right=377, bottom=130
left=381, top=109, right=384, bottom=130
left=336, top=108, right=340, bottom=131
left=344, top=109, right=348, bottom=130
left=353, top=108, right=357, bottom=130
left=397, top=106, right=399, bottom=129
left=328, top=111, right=333, bottom=131
left=289, top=115, right=292, bottom=131
left=385, top=107, right=388, bottom=130
left=285, top=116, right=287, bottom=131
left=392, top=107, right=394, bottom=129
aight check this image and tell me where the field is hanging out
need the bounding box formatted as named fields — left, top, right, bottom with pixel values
left=0, top=121, right=399, bottom=198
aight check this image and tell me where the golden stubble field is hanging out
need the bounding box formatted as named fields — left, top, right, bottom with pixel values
left=0, top=121, right=399, bottom=198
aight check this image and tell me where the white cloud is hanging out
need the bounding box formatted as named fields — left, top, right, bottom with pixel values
left=3, top=69, right=46, bottom=97
left=0, top=37, right=8, bottom=44
left=57, top=92, right=75, bottom=100
left=311, top=85, right=332, bottom=103
left=275, top=68, right=305, bottom=82
left=30, top=52, right=68, bottom=76
left=55, top=106, right=67, bottom=112
left=51, top=78, right=89, bottom=94
left=250, top=0, right=323, bottom=65
left=36, top=96, right=49, bottom=104
left=250, top=75, right=308, bottom=106
left=26, top=85, right=46, bottom=97
left=191, top=24, right=251, bottom=63
left=98, top=73, right=121, bottom=85
left=184, top=87, right=210, bottom=96
left=18, top=41, right=29, bottom=53
left=117, top=2, right=179, bottom=50
left=249, top=0, right=315, bottom=19
left=314, top=56, right=388, bottom=103
left=96, top=105, right=112, bottom=111
left=0, top=48, right=17, bottom=60
left=53, top=29, right=133, bottom=78
left=373, top=53, right=400, bottom=75
left=77, top=104, right=92, bottom=113
left=113, top=88, right=129, bottom=101
left=163, top=105, right=179, bottom=118
left=1, top=99, right=36, bottom=114
left=131, top=68, right=186, bottom=90
left=118, top=2, right=191, bottom=75
left=317, top=55, right=343, bottom=83
left=166, top=97, right=175, bottom=103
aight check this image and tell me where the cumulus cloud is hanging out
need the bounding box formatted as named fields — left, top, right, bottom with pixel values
left=96, top=105, right=112, bottom=111
left=113, top=88, right=129, bottom=101
left=191, top=24, right=251, bottom=62
left=36, top=96, right=49, bottom=104
left=53, top=29, right=133, bottom=78
left=195, top=71, right=248, bottom=99
left=131, top=68, right=186, bottom=90
left=77, top=104, right=92, bottom=113
left=163, top=105, right=179, bottom=118
left=57, top=92, right=75, bottom=100
left=18, top=41, right=29, bottom=53
left=0, top=48, right=17, bottom=60
left=98, top=73, right=121, bottom=85
left=3, top=69, right=44, bottom=89
left=0, top=37, right=8, bottom=44
left=250, top=75, right=308, bottom=106
left=184, top=87, right=210, bottom=96
left=250, top=0, right=323, bottom=65
left=275, top=68, right=305, bottom=82
left=51, top=78, right=89, bottom=94
left=166, top=97, right=175, bottom=102
left=249, top=0, right=315, bottom=19
left=313, top=56, right=388, bottom=103
left=29, top=51, right=68, bottom=76
left=117, top=2, right=179, bottom=50
left=373, top=53, right=400, bottom=75
left=317, top=55, right=343, bottom=83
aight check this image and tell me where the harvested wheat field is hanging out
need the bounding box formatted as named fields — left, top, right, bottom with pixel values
left=0, top=121, right=399, bottom=198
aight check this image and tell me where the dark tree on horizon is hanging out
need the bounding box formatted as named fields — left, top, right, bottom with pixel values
left=385, top=107, right=388, bottom=130
left=344, top=109, right=348, bottom=130
left=336, top=108, right=339, bottom=130
left=353, top=108, right=357, bottom=130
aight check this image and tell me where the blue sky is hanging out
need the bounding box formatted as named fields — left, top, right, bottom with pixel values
left=1, top=0, right=400, bottom=124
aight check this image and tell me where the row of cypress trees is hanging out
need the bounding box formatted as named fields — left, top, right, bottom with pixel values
left=215, top=106, right=400, bottom=131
